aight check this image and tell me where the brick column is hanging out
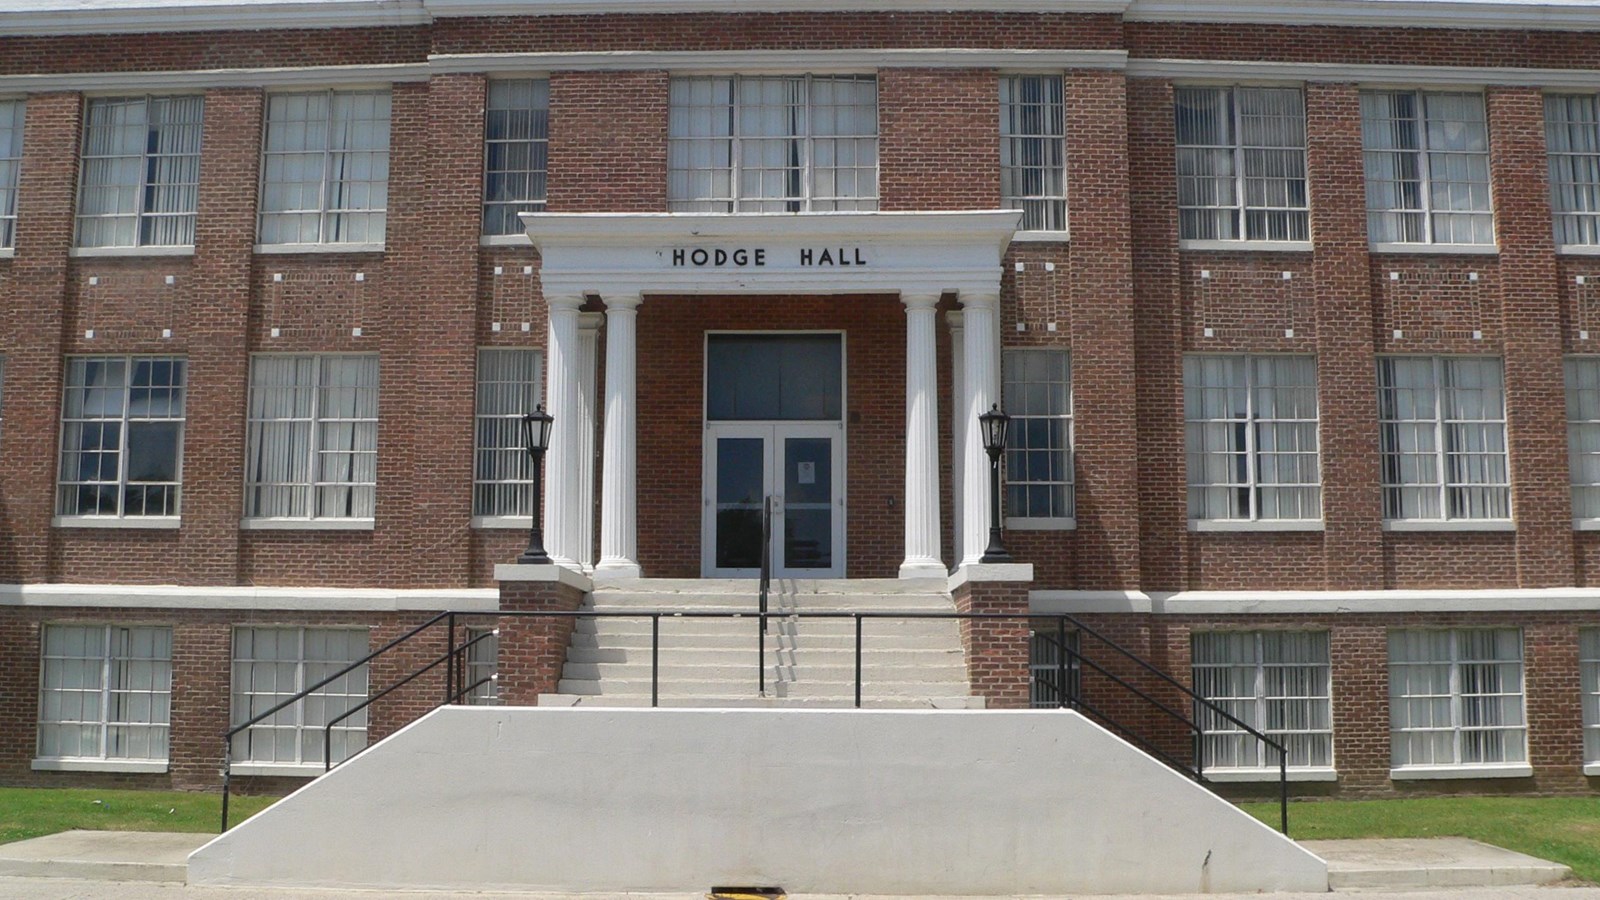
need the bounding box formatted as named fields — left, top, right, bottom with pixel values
left=495, top=568, right=590, bottom=704
left=177, top=88, right=262, bottom=584
left=1067, top=69, right=1140, bottom=588
left=952, top=565, right=1033, bottom=709
left=1306, top=83, right=1383, bottom=589
left=0, top=614, right=39, bottom=779
left=0, top=93, right=80, bottom=583
left=1524, top=620, right=1585, bottom=784
left=1127, top=78, right=1186, bottom=590
left=1488, top=87, right=1573, bottom=587
left=1329, top=623, right=1390, bottom=792
left=168, top=620, right=233, bottom=789
left=877, top=68, right=996, bottom=211
left=547, top=71, right=667, bottom=212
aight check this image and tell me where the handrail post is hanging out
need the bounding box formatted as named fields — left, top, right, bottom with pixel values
left=220, top=741, right=232, bottom=833
left=758, top=612, right=766, bottom=697
left=1280, top=749, right=1289, bottom=835
left=853, top=614, right=863, bottom=709
left=445, top=613, right=456, bottom=706
left=1056, top=616, right=1068, bottom=709
left=651, top=613, right=660, bottom=708
left=324, top=724, right=333, bottom=773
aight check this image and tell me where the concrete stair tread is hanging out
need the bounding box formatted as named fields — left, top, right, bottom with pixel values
left=1304, top=838, right=1572, bottom=889
left=536, top=694, right=986, bottom=709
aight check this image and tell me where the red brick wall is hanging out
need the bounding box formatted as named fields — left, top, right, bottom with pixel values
left=953, top=580, right=1029, bottom=709
left=547, top=71, right=668, bottom=213
left=879, top=68, right=997, bottom=212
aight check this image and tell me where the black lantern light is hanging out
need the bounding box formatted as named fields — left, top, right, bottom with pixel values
left=978, top=403, right=1012, bottom=563
left=517, top=404, right=555, bottom=565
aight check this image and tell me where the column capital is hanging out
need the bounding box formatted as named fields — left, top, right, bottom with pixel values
left=946, top=309, right=965, bottom=329
left=958, top=290, right=1001, bottom=310
left=900, top=291, right=944, bottom=311
left=604, top=292, right=645, bottom=311
left=546, top=293, right=586, bottom=311
left=577, top=311, right=603, bottom=331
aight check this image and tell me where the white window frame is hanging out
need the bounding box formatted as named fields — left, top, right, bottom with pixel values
left=464, top=626, right=500, bottom=706
left=1192, top=631, right=1334, bottom=774
left=230, top=626, right=369, bottom=770
left=1545, top=94, right=1600, bottom=252
left=1361, top=90, right=1496, bottom=251
left=667, top=74, right=879, bottom=213
left=1174, top=85, right=1310, bottom=248
left=75, top=94, right=203, bottom=250
left=1002, top=348, right=1074, bottom=527
left=1389, top=628, right=1528, bottom=776
left=1582, top=628, right=1600, bottom=772
left=472, top=348, right=543, bottom=523
left=0, top=98, right=23, bottom=251
left=1185, top=354, right=1321, bottom=529
left=1566, top=357, right=1600, bottom=528
left=1378, top=355, right=1511, bottom=527
left=257, top=89, right=390, bottom=249
left=56, top=355, right=187, bottom=522
left=36, top=624, right=171, bottom=769
left=482, top=79, right=549, bottom=238
left=1000, top=74, right=1067, bottom=235
left=243, top=354, right=378, bottom=526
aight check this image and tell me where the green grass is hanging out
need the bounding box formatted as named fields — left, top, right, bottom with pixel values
left=0, top=787, right=279, bottom=845
left=1241, top=796, right=1600, bottom=884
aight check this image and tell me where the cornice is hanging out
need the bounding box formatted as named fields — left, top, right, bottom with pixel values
left=0, top=1, right=428, bottom=37
left=1129, top=58, right=1600, bottom=90
left=429, top=48, right=1128, bottom=74
left=0, top=63, right=430, bottom=94
left=1125, top=0, right=1600, bottom=32
left=424, top=0, right=1129, bottom=15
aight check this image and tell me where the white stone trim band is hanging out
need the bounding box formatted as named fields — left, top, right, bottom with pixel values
left=430, top=49, right=1130, bottom=74
left=0, top=583, right=499, bottom=612
left=0, top=64, right=431, bottom=95
left=1030, top=587, right=1600, bottom=615
left=1129, top=58, right=1600, bottom=90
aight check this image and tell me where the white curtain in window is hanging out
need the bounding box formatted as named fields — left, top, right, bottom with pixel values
left=246, top=356, right=317, bottom=517
left=0, top=99, right=21, bottom=248
left=1567, top=357, right=1600, bottom=519
left=1582, top=629, right=1600, bottom=764
left=315, top=356, right=378, bottom=518
left=1547, top=95, right=1600, bottom=247
left=474, top=348, right=542, bottom=517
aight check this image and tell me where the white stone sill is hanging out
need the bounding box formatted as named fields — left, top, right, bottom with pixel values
left=1390, top=764, right=1532, bottom=781
left=1585, top=762, right=1600, bottom=777
left=239, top=518, right=375, bottom=531
left=472, top=515, right=533, bottom=530
left=1180, top=239, right=1312, bottom=254
left=254, top=242, right=385, bottom=255
left=480, top=234, right=534, bottom=247
left=1371, top=243, right=1498, bottom=256
left=947, top=562, right=1034, bottom=592
left=229, top=763, right=323, bottom=778
left=53, top=516, right=181, bottom=530
left=1010, top=231, right=1069, bottom=243
left=1574, top=519, right=1600, bottom=531
left=0, top=247, right=13, bottom=259
left=1189, top=519, right=1323, bottom=533
left=1006, top=517, right=1074, bottom=531
left=33, top=757, right=167, bottom=774
left=1558, top=245, right=1600, bottom=257
left=1383, top=519, right=1514, bottom=532
left=1203, top=766, right=1337, bottom=783
left=69, top=245, right=194, bottom=258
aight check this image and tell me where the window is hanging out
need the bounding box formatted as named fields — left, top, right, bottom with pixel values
left=259, top=90, right=389, bottom=245
left=1389, top=628, right=1525, bottom=769
left=231, top=627, right=368, bottom=767
left=1583, top=629, right=1600, bottom=765
left=1192, top=631, right=1332, bottom=769
left=1185, top=355, right=1320, bottom=523
left=1000, top=75, right=1066, bottom=233
left=245, top=355, right=378, bottom=520
left=1547, top=95, right=1600, bottom=248
left=37, top=625, right=171, bottom=763
left=1174, top=86, right=1308, bottom=243
left=1002, top=349, right=1073, bottom=521
left=483, top=80, right=549, bottom=237
left=57, top=356, right=186, bottom=518
left=1378, top=356, right=1508, bottom=522
left=1362, top=91, right=1494, bottom=247
left=464, top=627, right=499, bottom=705
left=474, top=348, right=543, bottom=518
left=1030, top=629, right=1080, bottom=709
left=0, top=99, right=22, bottom=249
left=668, top=75, right=877, bottom=212
left=76, top=96, right=202, bottom=248
left=1566, top=357, right=1600, bottom=520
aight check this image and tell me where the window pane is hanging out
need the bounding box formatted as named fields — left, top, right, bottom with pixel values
left=474, top=348, right=543, bottom=516
left=1003, top=349, right=1073, bottom=519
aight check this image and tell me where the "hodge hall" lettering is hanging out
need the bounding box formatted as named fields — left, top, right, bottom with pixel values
left=669, top=246, right=870, bottom=267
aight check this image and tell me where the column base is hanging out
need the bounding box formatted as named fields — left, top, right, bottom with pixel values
left=899, top=560, right=948, bottom=579
left=592, top=561, right=644, bottom=583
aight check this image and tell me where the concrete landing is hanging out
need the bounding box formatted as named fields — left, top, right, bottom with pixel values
left=0, top=831, right=209, bottom=882
left=1305, top=837, right=1573, bottom=889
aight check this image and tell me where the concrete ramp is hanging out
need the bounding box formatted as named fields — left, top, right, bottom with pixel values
left=189, top=707, right=1327, bottom=895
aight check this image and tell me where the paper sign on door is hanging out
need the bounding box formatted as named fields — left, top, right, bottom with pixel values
left=797, top=461, right=816, bottom=485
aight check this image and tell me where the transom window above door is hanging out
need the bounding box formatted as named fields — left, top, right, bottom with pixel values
left=668, top=75, right=878, bottom=213
left=706, top=334, right=843, bottom=421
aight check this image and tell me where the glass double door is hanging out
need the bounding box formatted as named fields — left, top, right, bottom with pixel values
left=703, top=422, right=844, bottom=578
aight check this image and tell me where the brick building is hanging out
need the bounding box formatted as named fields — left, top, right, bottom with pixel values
left=1, top=0, right=1599, bottom=798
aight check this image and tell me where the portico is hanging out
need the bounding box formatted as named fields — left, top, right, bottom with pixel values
left=519, top=211, right=1022, bottom=580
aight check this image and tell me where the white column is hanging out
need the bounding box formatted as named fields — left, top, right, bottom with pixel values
left=596, top=293, right=643, bottom=580
left=900, top=292, right=945, bottom=578
left=543, top=294, right=586, bottom=570
left=576, top=312, right=602, bottom=573
left=960, top=291, right=1001, bottom=567
left=946, top=309, right=966, bottom=570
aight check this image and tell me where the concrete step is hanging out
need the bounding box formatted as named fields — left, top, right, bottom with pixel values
left=0, top=831, right=209, bottom=883
left=560, top=662, right=970, bottom=682
left=535, top=693, right=987, bottom=708
left=576, top=618, right=962, bottom=639
left=591, top=577, right=950, bottom=597
left=569, top=630, right=962, bottom=651
left=565, top=646, right=966, bottom=665
left=557, top=676, right=970, bottom=695
left=590, top=597, right=957, bottom=613
left=1305, top=838, right=1572, bottom=889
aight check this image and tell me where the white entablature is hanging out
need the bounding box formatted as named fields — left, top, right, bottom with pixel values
left=517, top=210, right=1023, bottom=302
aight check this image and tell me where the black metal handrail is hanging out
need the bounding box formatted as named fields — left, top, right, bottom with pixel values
left=758, top=495, right=772, bottom=695
left=218, top=607, right=1289, bottom=837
